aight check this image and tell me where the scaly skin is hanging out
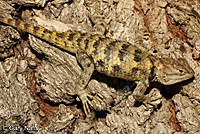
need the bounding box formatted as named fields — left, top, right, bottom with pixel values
left=0, top=15, right=194, bottom=118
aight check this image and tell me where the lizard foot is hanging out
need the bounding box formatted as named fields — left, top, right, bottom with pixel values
left=66, top=90, right=94, bottom=118
left=142, top=95, right=154, bottom=110
left=77, top=90, right=94, bottom=118
left=142, top=93, right=162, bottom=110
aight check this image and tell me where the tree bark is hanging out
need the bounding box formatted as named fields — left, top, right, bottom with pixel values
left=0, top=0, right=199, bottom=133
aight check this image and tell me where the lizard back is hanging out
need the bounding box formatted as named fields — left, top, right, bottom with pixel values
left=78, top=34, right=155, bottom=81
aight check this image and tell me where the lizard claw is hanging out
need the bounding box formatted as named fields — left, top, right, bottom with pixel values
left=66, top=91, right=77, bottom=96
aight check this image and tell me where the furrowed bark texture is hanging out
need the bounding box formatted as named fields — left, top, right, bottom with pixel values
left=0, top=0, right=199, bottom=133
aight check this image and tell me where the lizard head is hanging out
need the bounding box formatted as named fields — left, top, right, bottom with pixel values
left=155, top=58, right=194, bottom=85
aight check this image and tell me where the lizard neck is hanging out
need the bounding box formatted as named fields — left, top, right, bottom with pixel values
left=152, top=57, right=163, bottom=83
left=148, top=55, right=159, bottom=83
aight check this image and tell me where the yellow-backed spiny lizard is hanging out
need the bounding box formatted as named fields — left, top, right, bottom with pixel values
left=0, top=14, right=195, bottom=118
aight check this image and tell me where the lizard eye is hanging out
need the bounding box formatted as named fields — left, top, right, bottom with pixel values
left=179, top=69, right=183, bottom=73
left=178, top=69, right=185, bottom=75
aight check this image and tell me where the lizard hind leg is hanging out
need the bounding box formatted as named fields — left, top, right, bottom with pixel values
left=75, top=49, right=95, bottom=118
left=88, top=1, right=106, bottom=35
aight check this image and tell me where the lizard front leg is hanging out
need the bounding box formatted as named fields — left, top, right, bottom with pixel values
left=132, top=79, right=151, bottom=107
left=75, top=49, right=94, bottom=118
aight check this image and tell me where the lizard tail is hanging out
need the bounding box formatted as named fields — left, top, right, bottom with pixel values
left=0, top=15, right=78, bottom=53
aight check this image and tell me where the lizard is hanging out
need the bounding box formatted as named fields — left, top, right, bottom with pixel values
left=0, top=14, right=195, bottom=118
